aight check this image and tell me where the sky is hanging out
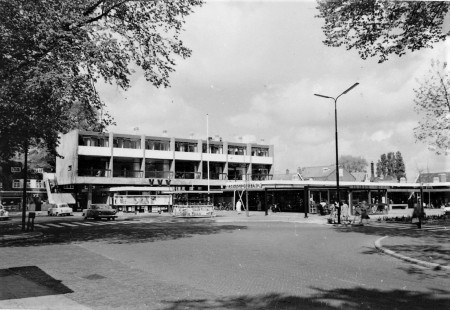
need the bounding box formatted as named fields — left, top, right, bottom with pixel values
left=98, top=0, right=449, bottom=181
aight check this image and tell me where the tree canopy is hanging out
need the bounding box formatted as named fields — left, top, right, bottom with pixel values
left=316, top=0, right=450, bottom=63
left=0, top=0, right=203, bottom=159
left=414, top=60, right=450, bottom=155
left=376, top=151, right=406, bottom=181
left=339, top=155, right=368, bottom=173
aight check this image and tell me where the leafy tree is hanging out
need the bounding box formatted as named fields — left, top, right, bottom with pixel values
left=394, top=151, right=406, bottom=180
left=0, top=0, right=203, bottom=228
left=413, top=60, right=450, bottom=155
left=339, top=155, right=368, bottom=173
left=376, top=153, right=387, bottom=177
left=316, top=0, right=450, bottom=63
left=316, top=0, right=450, bottom=155
left=376, top=151, right=406, bottom=181
left=0, top=0, right=202, bottom=159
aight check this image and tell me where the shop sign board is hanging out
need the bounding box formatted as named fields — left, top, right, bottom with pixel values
left=114, top=195, right=171, bottom=206
left=172, top=205, right=214, bottom=217
left=226, top=182, right=263, bottom=190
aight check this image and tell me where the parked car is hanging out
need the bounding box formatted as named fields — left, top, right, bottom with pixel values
left=84, top=204, right=117, bottom=220
left=444, top=204, right=450, bottom=215
left=0, top=205, right=9, bottom=220
left=48, top=203, right=73, bottom=216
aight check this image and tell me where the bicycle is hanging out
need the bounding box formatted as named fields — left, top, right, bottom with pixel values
left=220, top=202, right=232, bottom=211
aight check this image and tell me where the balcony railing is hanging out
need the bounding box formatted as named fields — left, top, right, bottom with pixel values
left=174, top=172, right=201, bottom=179
left=145, top=171, right=173, bottom=179
left=113, top=169, right=144, bottom=178
left=78, top=168, right=112, bottom=177
left=202, top=172, right=228, bottom=180
left=251, top=174, right=273, bottom=181
left=226, top=174, right=273, bottom=181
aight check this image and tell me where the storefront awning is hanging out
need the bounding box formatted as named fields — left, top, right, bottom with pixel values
left=49, top=193, right=76, bottom=205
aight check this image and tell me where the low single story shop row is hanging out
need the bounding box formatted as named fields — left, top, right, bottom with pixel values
left=221, top=180, right=450, bottom=214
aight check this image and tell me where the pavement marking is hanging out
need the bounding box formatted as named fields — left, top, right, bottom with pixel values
left=34, top=224, right=49, bottom=229
left=46, top=223, right=65, bottom=228
left=58, top=223, right=79, bottom=227
left=73, top=222, right=94, bottom=226
left=84, top=221, right=109, bottom=225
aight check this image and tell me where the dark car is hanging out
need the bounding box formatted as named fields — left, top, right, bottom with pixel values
left=84, top=204, right=117, bottom=221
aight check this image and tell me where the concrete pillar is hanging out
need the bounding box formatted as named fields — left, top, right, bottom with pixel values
left=109, top=132, right=114, bottom=177
left=269, top=145, right=275, bottom=175
left=223, top=141, right=228, bottom=180
left=170, top=137, right=176, bottom=177
left=348, top=191, right=353, bottom=215
left=87, top=185, right=93, bottom=208
left=141, top=135, right=146, bottom=176
left=246, top=144, right=252, bottom=180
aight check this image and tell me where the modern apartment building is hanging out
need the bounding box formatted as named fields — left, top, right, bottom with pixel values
left=56, top=130, right=274, bottom=208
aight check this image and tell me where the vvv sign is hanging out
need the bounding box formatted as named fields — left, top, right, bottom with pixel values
left=149, top=179, right=172, bottom=186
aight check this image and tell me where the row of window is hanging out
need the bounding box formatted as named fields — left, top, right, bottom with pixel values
left=12, top=180, right=45, bottom=189
left=79, top=137, right=270, bottom=156
left=10, top=167, right=44, bottom=173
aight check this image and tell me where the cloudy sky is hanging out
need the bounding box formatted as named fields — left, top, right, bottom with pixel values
left=98, top=0, right=449, bottom=181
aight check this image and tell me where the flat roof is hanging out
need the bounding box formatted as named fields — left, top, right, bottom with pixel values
left=98, top=187, right=171, bottom=192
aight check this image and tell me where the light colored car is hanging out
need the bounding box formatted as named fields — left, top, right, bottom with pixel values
left=48, top=203, right=73, bottom=216
left=0, top=205, right=9, bottom=220
left=84, top=204, right=117, bottom=220
left=444, top=205, right=450, bottom=215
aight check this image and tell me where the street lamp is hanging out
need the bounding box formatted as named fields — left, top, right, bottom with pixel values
left=314, top=82, right=359, bottom=224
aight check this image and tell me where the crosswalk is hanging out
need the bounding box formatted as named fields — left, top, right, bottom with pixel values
left=23, top=220, right=142, bottom=230
left=362, top=222, right=449, bottom=232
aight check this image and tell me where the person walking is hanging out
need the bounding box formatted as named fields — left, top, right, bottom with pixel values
left=236, top=199, right=242, bottom=214
left=341, top=201, right=350, bottom=223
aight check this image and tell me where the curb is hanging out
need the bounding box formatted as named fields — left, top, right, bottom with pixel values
left=374, top=236, right=450, bottom=271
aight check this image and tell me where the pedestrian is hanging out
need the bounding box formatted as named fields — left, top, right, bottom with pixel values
left=236, top=200, right=242, bottom=214
left=341, top=201, right=349, bottom=222
left=359, top=201, right=370, bottom=224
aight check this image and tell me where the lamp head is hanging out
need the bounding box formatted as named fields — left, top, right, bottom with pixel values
left=342, top=82, right=359, bottom=94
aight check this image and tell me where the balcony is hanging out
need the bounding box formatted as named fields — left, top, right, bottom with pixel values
left=113, top=169, right=144, bottom=178
left=78, top=168, right=112, bottom=177
left=203, top=172, right=228, bottom=180
left=174, top=172, right=201, bottom=179
left=251, top=174, right=273, bottom=181
left=145, top=171, right=173, bottom=179
left=226, top=174, right=273, bottom=181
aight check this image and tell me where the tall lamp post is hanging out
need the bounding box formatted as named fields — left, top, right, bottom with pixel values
left=314, top=82, right=359, bottom=224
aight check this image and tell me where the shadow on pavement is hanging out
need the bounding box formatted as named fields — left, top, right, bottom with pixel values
left=332, top=223, right=449, bottom=240
left=161, top=288, right=450, bottom=310
left=0, top=266, right=72, bottom=301
left=333, top=224, right=450, bottom=277
left=1, top=219, right=246, bottom=247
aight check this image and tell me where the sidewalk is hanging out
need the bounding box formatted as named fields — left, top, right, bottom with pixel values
left=375, top=235, right=450, bottom=271
left=214, top=210, right=329, bottom=225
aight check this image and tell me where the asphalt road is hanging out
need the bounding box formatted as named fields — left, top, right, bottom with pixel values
left=1, top=216, right=449, bottom=309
